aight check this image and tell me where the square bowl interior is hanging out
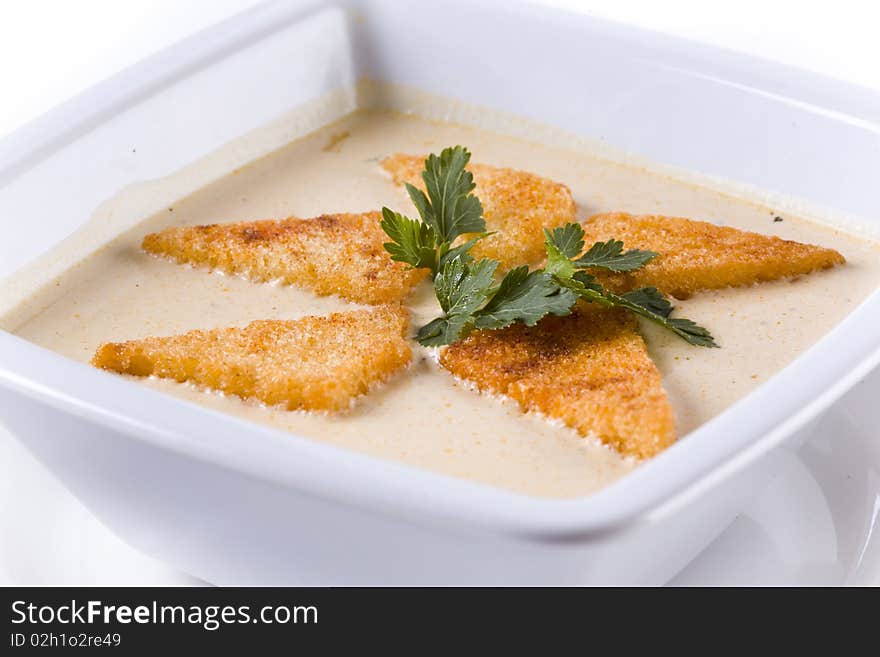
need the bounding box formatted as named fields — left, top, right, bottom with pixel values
left=1, top=0, right=879, bottom=540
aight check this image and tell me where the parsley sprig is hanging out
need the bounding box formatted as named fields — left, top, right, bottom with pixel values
left=544, top=224, right=717, bottom=347
left=380, top=147, right=491, bottom=277
left=381, top=146, right=717, bottom=348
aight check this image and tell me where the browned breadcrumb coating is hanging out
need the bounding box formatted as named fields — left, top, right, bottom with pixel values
left=381, top=154, right=576, bottom=268
left=142, top=212, right=427, bottom=305
left=583, top=212, right=845, bottom=299
left=440, top=306, right=675, bottom=458
left=91, top=307, right=412, bottom=412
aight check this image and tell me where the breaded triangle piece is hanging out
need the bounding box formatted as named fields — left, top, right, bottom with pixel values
left=142, top=212, right=427, bottom=305
left=91, top=306, right=412, bottom=412
left=381, top=154, right=576, bottom=269
left=583, top=212, right=845, bottom=299
left=440, top=306, right=675, bottom=458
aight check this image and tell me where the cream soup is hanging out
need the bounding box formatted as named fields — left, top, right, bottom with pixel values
left=3, top=97, right=880, bottom=498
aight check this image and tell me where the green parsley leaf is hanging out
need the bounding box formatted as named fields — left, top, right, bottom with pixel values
left=550, top=270, right=606, bottom=300
left=474, top=267, right=577, bottom=330
left=381, top=146, right=489, bottom=280
left=621, top=286, right=673, bottom=317
left=544, top=224, right=585, bottom=258
left=409, top=146, right=486, bottom=244
left=573, top=239, right=658, bottom=272
left=437, top=232, right=493, bottom=270
left=434, top=258, right=497, bottom=315
left=572, top=270, right=605, bottom=293
left=665, top=318, right=719, bottom=348
left=544, top=240, right=576, bottom=279
left=606, top=289, right=718, bottom=347
left=380, top=207, right=437, bottom=271
left=415, top=317, right=457, bottom=347
left=545, top=223, right=657, bottom=272
left=418, top=258, right=498, bottom=346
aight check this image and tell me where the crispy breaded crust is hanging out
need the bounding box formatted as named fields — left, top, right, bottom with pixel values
left=381, top=154, right=576, bottom=268
left=91, top=306, right=412, bottom=412
left=583, top=212, right=845, bottom=299
left=142, top=212, right=427, bottom=305
left=440, top=306, right=675, bottom=458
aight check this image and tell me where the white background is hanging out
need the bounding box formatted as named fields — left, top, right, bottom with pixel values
left=2, top=0, right=880, bottom=140
left=1, top=0, right=879, bottom=585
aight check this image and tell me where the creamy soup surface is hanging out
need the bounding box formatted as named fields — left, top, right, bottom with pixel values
left=4, top=91, right=880, bottom=498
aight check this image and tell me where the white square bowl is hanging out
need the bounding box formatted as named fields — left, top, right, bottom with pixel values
left=0, top=0, right=878, bottom=585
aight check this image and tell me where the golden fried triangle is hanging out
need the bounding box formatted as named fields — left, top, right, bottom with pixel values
left=92, top=306, right=412, bottom=412
left=381, top=154, right=576, bottom=269
left=583, top=212, right=845, bottom=299
left=440, top=306, right=675, bottom=458
left=142, top=212, right=427, bottom=305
